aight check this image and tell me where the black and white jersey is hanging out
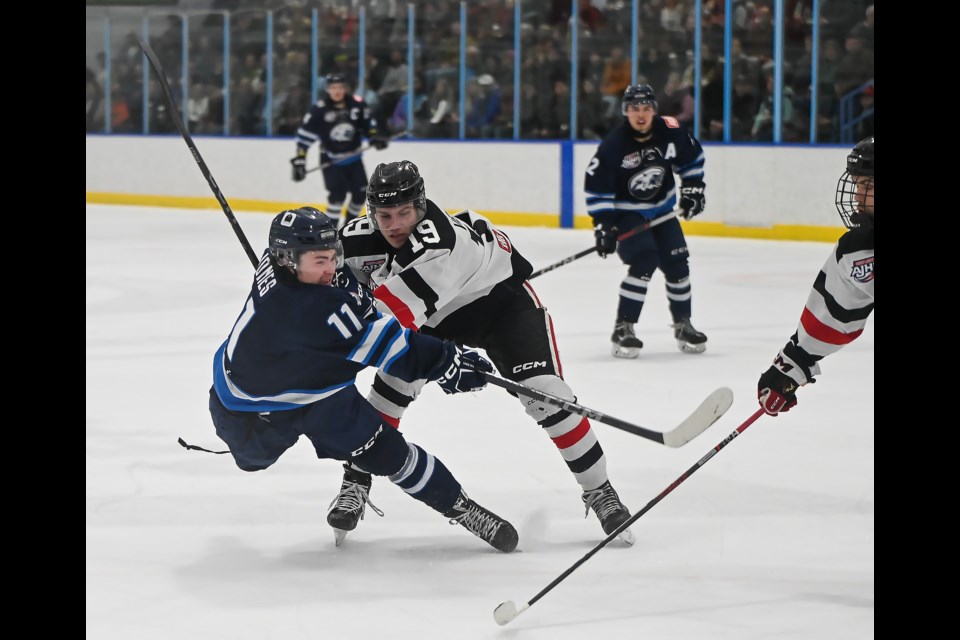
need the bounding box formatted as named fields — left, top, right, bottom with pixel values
left=584, top=116, right=705, bottom=224
left=339, top=201, right=533, bottom=337
left=774, top=227, right=875, bottom=385
left=295, top=93, right=381, bottom=164
left=211, top=252, right=447, bottom=413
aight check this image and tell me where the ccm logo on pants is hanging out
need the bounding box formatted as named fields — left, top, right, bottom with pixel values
left=513, top=360, right=547, bottom=374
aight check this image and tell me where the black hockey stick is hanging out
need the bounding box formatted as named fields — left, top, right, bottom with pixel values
left=529, top=211, right=680, bottom=280
left=493, top=407, right=766, bottom=626
left=138, top=39, right=259, bottom=269
left=306, top=131, right=412, bottom=174
left=474, top=370, right=732, bottom=447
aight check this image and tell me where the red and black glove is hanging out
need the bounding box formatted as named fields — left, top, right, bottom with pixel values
left=757, top=366, right=816, bottom=416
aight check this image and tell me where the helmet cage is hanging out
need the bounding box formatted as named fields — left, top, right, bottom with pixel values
left=834, top=137, right=874, bottom=229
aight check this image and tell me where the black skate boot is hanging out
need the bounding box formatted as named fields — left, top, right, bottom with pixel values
left=582, top=480, right=634, bottom=545
left=610, top=321, right=643, bottom=359
left=327, top=464, right=384, bottom=547
left=445, top=491, right=519, bottom=553
left=672, top=317, right=707, bottom=354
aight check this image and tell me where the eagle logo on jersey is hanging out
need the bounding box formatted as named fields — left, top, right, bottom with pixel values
left=627, top=166, right=666, bottom=200
left=621, top=152, right=640, bottom=169
left=330, top=123, right=356, bottom=142
left=850, top=257, right=874, bottom=283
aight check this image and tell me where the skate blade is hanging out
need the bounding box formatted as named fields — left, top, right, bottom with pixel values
left=617, top=527, right=635, bottom=546
left=611, top=344, right=641, bottom=359
left=332, top=528, right=349, bottom=547
left=677, top=341, right=706, bottom=354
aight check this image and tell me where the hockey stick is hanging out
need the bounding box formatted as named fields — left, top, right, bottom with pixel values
left=493, top=407, right=766, bottom=626
left=306, top=131, right=412, bottom=174
left=138, top=40, right=259, bottom=269
left=474, top=370, right=732, bottom=447
left=529, top=211, right=680, bottom=280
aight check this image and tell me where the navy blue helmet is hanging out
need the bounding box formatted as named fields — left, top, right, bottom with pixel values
left=366, top=161, right=427, bottom=229
left=325, top=72, right=347, bottom=87
left=268, top=207, right=344, bottom=269
left=835, top=136, right=874, bottom=229
left=621, top=84, right=658, bottom=115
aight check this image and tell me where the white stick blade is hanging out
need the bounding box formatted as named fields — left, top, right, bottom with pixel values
left=663, top=387, right=734, bottom=448
left=493, top=601, right=528, bottom=626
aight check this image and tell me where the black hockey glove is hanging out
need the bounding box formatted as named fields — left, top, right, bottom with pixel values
left=679, top=182, right=706, bottom=220
left=757, top=366, right=815, bottom=416
left=290, top=152, right=307, bottom=182
left=370, top=136, right=389, bottom=150
left=594, top=222, right=618, bottom=258
left=432, top=343, right=493, bottom=395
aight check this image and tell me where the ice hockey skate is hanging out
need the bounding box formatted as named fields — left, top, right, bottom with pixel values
left=582, top=480, right=635, bottom=545
left=672, top=317, right=707, bottom=354
left=610, top=321, right=643, bottom=359
left=445, top=490, right=519, bottom=552
left=327, top=464, right=383, bottom=546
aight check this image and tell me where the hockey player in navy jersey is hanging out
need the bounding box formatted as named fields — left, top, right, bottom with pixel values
left=332, top=161, right=635, bottom=544
left=585, top=84, right=708, bottom=358
left=208, top=206, right=518, bottom=552
left=758, top=137, right=874, bottom=415
left=290, top=73, right=390, bottom=227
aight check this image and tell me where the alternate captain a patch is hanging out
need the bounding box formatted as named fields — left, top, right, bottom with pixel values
left=850, top=257, right=874, bottom=283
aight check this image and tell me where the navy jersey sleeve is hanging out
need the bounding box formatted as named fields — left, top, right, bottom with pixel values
left=295, top=101, right=325, bottom=153
left=212, top=256, right=449, bottom=413
left=584, top=134, right=621, bottom=224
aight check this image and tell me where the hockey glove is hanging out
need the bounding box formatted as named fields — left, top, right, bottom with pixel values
left=679, top=182, right=706, bottom=220
left=757, top=366, right=815, bottom=416
left=290, top=151, right=307, bottom=182
left=594, top=222, right=618, bottom=258
left=370, top=136, right=390, bottom=150
left=432, top=343, right=493, bottom=395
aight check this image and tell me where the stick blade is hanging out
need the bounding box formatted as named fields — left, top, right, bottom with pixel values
left=663, top=387, right=734, bottom=448
left=493, top=600, right=528, bottom=626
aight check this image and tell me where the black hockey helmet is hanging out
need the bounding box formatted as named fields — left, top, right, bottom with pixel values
left=268, top=206, right=344, bottom=270
left=325, top=72, right=347, bottom=87
left=835, top=136, right=874, bottom=229
left=622, top=83, right=658, bottom=115
left=366, top=161, right=427, bottom=229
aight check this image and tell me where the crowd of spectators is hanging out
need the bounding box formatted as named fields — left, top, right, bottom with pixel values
left=86, top=0, right=873, bottom=143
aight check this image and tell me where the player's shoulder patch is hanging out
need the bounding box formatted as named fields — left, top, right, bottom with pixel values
left=315, top=99, right=326, bottom=108
left=662, top=116, right=680, bottom=128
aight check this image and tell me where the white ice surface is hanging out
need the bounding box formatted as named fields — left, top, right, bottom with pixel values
left=86, top=205, right=873, bottom=639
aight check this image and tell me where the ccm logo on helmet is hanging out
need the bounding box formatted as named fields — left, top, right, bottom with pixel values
left=512, top=360, right=547, bottom=373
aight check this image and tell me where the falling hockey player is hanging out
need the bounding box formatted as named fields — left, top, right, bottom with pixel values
left=207, top=206, right=519, bottom=553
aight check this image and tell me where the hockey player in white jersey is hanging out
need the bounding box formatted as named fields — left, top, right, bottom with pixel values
left=758, top=136, right=874, bottom=415
left=331, top=160, right=635, bottom=544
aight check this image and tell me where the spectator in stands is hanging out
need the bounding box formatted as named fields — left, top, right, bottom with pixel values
left=658, top=70, right=695, bottom=129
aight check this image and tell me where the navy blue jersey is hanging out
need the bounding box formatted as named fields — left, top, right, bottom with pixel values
left=212, top=252, right=447, bottom=413
left=584, top=115, right=705, bottom=223
left=295, top=93, right=382, bottom=165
